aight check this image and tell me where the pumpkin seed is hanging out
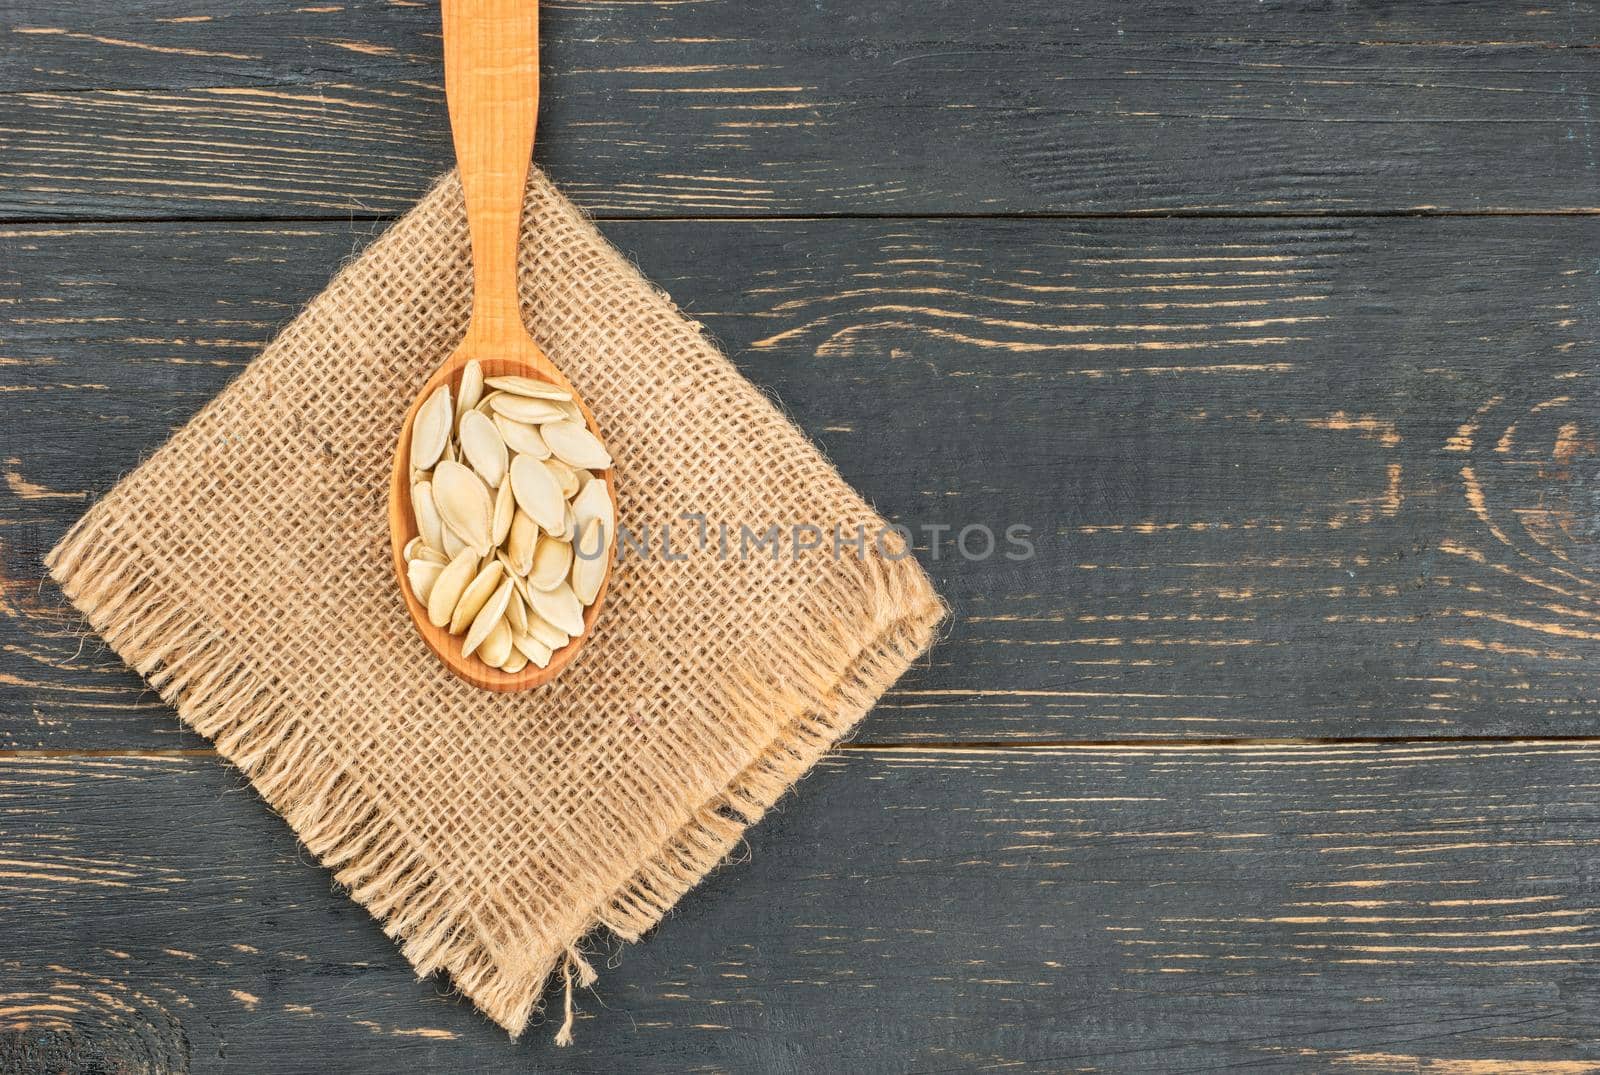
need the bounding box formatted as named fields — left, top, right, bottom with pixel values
left=478, top=618, right=514, bottom=666
left=499, top=646, right=529, bottom=674
left=491, top=478, right=514, bottom=547
left=433, top=460, right=493, bottom=556
left=406, top=558, right=443, bottom=605
left=410, top=384, right=451, bottom=471
left=462, top=577, right=515, bottom=659
left=527, top=580, right=585, bottom=637
left=571, top=478, right=614, bottom=538
left=412, top=480, right=445, bottom=551
left=506, top=565, right=532, bottom=606
left=456, top=360, right=484, bottom=420
left=464, top=575, right=512, bottom=659
left=490, top=393, right=567, bottom=425
left=525, top=614, right=569, bottom=651
left=449, top=559, right=505, bottom=634
left=404, top=535, right=442, bottom=564
left=427, top=550, right=478, bottom=628
left=512, top=630, right=553, bottom=668
left=510, top=453, right=566, bottom=532
left=485, top=375, right=572, bottom=401
left=506, top=509, right=539, bottom=575
left=571, top=517, right=608, bottom=605
left=441, top=523, right=468, bottom=560
left=530, top=534, right=573, bottom=591
left=544, top=457, right=580, bottom=499
left=458, top=409, right=508, bottom=489
left=493, top=414, right=550, bottom=459
left=505, top=587, right=529, bottom=634
left=540, top=420, right=613, bottom=470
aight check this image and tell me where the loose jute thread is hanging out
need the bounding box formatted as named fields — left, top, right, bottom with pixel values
left=554, top=946, right=598, bottom=1047
left=46, top=168, right=944, bottom=1042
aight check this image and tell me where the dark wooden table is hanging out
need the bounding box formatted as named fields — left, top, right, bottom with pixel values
left=5, top=3, right=1600, bottom=1071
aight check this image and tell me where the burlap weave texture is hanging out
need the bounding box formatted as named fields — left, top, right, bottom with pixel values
left=46, top=170, right=943, bottom=1037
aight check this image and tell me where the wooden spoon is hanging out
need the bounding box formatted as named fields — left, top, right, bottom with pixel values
left=388, top=0, right=615, bottom=691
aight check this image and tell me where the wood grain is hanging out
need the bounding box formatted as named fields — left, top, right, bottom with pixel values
left=4, top=744, right=1600, bottom=1071
left=4, top=215, right=1598, bottom=748
left=3, top=1, right=1599, bottom=219
left=9, top=0, right=1598, bottom=94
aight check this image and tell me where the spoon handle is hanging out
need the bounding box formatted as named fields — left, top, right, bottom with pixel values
left=442, top=0, right=539, bottom=347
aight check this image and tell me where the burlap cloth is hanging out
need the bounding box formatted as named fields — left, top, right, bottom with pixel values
left=46, top=169, right=943, bottom=1039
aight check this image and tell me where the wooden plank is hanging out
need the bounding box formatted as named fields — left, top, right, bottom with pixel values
left=10, top=0, right=1598, bottom=94
left=4, top=215, right=1599, bottom=749
left=4, top=742, right=1600, bottom=1071
left=3, top=1, right=1598, bottom=218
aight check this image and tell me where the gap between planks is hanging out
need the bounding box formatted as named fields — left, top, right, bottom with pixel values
left=17, top=735, right=1600, bottom=760
left=6, top=208, right=1600, bottom=229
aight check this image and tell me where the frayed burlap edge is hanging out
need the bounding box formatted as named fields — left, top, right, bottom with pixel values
left=48, top=497, right=943, bottom=1040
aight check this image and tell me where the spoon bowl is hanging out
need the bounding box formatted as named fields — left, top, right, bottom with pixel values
left=387, top=0, right=615, bottom=690
left=389, top=343, right=615, bottom=691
